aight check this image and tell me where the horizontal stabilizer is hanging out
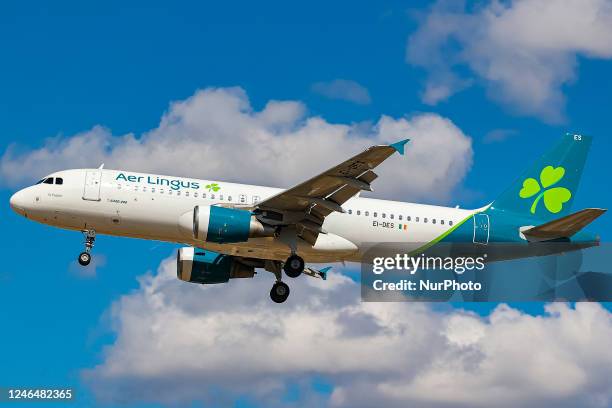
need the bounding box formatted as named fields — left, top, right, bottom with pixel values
left=523, top=208, right=606, bottom=240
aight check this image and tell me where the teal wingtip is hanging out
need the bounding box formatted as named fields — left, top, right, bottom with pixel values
left=389, top=138, right=410, bottom=155
left=319, top=266, right=331, bottom=280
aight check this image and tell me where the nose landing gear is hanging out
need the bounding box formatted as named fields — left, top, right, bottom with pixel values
left=78, top=229, right=96, bottom=266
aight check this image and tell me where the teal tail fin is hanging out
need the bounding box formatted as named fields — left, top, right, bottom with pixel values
left=491, top=133, right=592, bottom=221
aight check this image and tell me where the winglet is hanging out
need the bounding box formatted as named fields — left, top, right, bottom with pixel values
left=389, top=139, right=410, bottom=155
left=319, top=266, right=331, bottom=280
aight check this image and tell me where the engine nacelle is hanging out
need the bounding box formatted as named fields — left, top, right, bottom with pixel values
left=176, top=247, right=255, bottom=284
left=178, top=205, right=274, bottom=243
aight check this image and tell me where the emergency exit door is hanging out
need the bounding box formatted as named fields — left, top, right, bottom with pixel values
left=83, top=170, right=102, bottom=201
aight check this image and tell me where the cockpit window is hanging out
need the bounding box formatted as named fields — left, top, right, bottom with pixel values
left=44, top=178, right=54, bottom=184
left=36, top=178, right=45, bottom=184
left=55, top=177, right=63, bottom=185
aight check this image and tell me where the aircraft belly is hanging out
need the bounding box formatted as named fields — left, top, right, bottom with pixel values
left=196, top=237, right=359, bottom=263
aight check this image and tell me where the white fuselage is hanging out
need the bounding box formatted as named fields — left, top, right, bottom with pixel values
left=9, top=169, right=478, bottom=262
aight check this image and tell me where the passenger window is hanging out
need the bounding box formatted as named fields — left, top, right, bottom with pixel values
left=239, top=194, right=246, bottom=204
left=44, top=178, right=54, bottom=184
left=415, top=217, right=419, bottom=222
left=228, top=196, right=232, bottom=202
left=55, top=177, right=63, bottom=185
left=168, top=190, right=172, bottom=195
left=185, top=191, right=190, bottom=197
left=424, top=218, right=428, bottom=223
left=348, top=209, right=352, bottom=214
left=365, top=211, right=369, bottom=216
left=202, top=193, right=206, bottom=198
left=253, top=195, right=260, bottom=204
left=399, top=215, right=403, bottom=220
left=449, top=221, right=453, bottom=226
left=211, top=194, right=215, bottom=200
left=219, top=195, right=224, bottom=201
left=177, top=191, right=181, bottom=196
left=151, top=188, right=155, bottom=193
left=159, top=189, right=164, bottom=194
left=194, top=192, right=198, bottom=198
left=357, top=210, right=361, bottom=215
left=382, top=213, right=386, bottom=218
left=390, top=214, right=394, bottom=219
left=407, top=216, right=411, bottom=221
left=432, top=219, right=436, bottom=224
left=441, top=220, right=445, bottom=225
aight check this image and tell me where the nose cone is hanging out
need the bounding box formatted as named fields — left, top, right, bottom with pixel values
left=10, top=190, right=28, bottom=216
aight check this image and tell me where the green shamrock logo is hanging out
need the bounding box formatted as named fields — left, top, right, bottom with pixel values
left=206, top=183, right=220, bottom=192
left=519, top=166, right=571, bottom=214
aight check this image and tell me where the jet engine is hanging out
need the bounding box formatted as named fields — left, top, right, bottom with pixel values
left=176, top=247, right=255, bottom=284
left=178, top=205, right=275, bottom=243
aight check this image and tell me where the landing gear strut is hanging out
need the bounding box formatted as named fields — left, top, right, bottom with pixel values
left=78, top=229, right=96, bottom=266
left=283, top=254, right=304, bottom=278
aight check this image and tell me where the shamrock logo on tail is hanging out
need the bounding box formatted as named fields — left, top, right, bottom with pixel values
left=519, top=166, right=571, bottom=214
left=206, top=183, right=220, bottom=192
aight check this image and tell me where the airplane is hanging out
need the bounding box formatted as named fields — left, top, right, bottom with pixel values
left=9, top=133, right=605, bottom=303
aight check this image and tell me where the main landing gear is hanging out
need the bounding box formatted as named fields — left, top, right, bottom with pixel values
left=283, top=254, right=305, bottom=278
left=270, top=281, right=290, bottom=303
left=78, top=229, right=96, bottom=266
left=265, top=254, right=306, bottom=303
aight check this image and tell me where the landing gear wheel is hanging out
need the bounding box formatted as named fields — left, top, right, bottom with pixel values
left=78, top=252, right=91, bottom=266
left=283, top=254, right=305, bottom=278
left=79, top=229, right=96, bottom=267
left=270, top=281, right=290, bottom=303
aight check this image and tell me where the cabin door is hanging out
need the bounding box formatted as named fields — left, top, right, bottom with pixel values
left=83, top=170, right=102, bottom=201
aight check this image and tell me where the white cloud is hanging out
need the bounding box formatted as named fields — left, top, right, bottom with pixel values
left=483, top=128, right=519, bottom=144
left=83, top=256, right=612, bottom=407
left=0, top=87, right=472, bottom=203
left=407, top=0, right=612, bottom=122
left=311, top=79, right=372, bottom=105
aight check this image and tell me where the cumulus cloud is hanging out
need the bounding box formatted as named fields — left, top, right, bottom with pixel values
left=407, top=0, right=612, bottom=122
left=0, top=87, right=472, bottom=202
left=84, top=256, right=612, bottom=407
left=311, top=79, right=372, bottom=104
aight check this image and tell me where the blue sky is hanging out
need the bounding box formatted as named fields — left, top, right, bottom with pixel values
left=1, top=1, right=612, bottom=407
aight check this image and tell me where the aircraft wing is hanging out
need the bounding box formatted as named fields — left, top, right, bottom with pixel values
left=255, top=139, right=409, bottom=245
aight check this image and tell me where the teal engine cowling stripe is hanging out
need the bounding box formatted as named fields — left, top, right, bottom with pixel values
left=189, top=250, right=232, bottom=284
left=206, top=206, right=252, bottom=243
